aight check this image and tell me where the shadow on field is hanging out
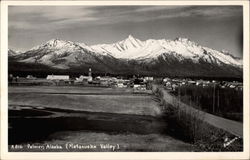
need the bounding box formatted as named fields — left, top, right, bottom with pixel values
left=9, top=106, right=167, bottom=145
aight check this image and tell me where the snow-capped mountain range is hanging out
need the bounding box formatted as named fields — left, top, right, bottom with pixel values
left=90, top=35, right=242, bottom=66
left=9, top=35, right=243, bottom=77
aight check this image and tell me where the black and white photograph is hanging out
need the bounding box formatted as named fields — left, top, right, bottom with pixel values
left=1, top=0, right=249, bottom=159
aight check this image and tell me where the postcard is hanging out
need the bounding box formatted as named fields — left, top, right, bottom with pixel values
left=1, top=1, right=249, bottom=159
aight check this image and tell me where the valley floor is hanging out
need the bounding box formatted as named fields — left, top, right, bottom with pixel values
left=8, top=86, right=194, bottom=152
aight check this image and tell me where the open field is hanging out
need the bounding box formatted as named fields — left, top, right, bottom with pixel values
left=9, top=86, right=160, bottom=116
left=9, top=86, right=135, bottom=94
left=8, top=86, right=194, bottom=151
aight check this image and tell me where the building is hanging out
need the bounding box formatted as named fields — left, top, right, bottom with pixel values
left=164, top=81, right=172, bottom=90
left=117, top=83, right=127, bottom=88
left=76, top=75, right=92, bottom=82
left=163, top=77, right=171, bottom=83
left=26, top=75, right=36, bottom=79
left=46, top=75, right=69, bottom=80
left=188, top=80, right=196, bottom=85
left=133, top=84, right=146, bottom=90
left=144, top=77, right=154, bottom=82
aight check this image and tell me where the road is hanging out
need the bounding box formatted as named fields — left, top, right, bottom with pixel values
left=152, top=85, right=243, bottom=137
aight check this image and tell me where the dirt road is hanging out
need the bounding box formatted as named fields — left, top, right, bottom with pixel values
left=152, top=85, right=243, bottom=137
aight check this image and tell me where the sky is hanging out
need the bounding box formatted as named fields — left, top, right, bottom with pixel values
left=8, top=5, right=243, bottom=58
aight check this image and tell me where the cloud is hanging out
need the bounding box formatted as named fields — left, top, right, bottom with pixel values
left=9, top=6, right=242, bottom=31
left=183, top=6, right=242, bottom=18
left=9, top=6, right=98, bottom=30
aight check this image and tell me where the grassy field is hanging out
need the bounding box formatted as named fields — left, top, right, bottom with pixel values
left=9, top=86, right=134, bottom=94
left=9, top=86, right=160, bottom=116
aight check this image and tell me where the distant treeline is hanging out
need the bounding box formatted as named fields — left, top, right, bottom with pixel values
left=8, top=61, right=243, bottom=81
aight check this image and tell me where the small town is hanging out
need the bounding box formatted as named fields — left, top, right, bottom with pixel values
left=8, top=68, right=243, bottom=92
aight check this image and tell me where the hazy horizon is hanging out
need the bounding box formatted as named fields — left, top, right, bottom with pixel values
left=9, top=5, right=243, bottom=58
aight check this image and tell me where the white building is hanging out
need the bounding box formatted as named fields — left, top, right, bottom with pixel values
left=76, top=75, right=92, bottom=82
left=163, top=77, right=171, bottom=83
left=46, top=75, right=69, bottom=80
left=144, top=77, right=154, bottom=81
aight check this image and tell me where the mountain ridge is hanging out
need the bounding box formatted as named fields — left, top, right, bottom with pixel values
left=8, top=35, right=243, bottom=78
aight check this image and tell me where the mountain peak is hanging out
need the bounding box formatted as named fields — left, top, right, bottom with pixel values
left=175, top=37, right=190, bottom=42
left=128, top=34, right=135, bottom=39
left=126, top=34, right=143, bottom=42
left=8, top=49, right=18, bottom=56
left=43, top=38, right=78, bottom=49
left=46, top=38, right=67, bottom=45
left=174, top=37, right=199, bottom=47
left=120, top=34, right=143, bottom=49
left=29, top=38, right=80, bottom=52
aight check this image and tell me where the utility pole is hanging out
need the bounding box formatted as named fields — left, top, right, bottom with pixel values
left=217, top=89, right=220, bottom=112
left=178, top=86, right=181, bottom=120
left=213, top=83, right=215, bottom=113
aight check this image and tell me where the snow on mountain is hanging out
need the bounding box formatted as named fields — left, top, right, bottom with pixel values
left=29, top=38, right=84, bottom=54
left=89, top=35, right=242, bottom=68
left=13, top=35, right=242, bottom=71
left=202, top=47, right=242, bottom=67
left=8, top=49, right=22, bottom=56
left=88, top=35, right=144, bottom=58
left=16, top=39, right=103, bottom=69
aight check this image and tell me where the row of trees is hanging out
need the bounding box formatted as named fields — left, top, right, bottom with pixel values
left=171, top=85, right=243, bottom=122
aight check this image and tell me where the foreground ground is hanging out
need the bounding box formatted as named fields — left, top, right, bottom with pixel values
left=8, top=86, right=194, bottom=152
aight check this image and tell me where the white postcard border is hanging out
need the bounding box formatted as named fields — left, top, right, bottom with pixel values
left=1, top=1, right=249, bottom=160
